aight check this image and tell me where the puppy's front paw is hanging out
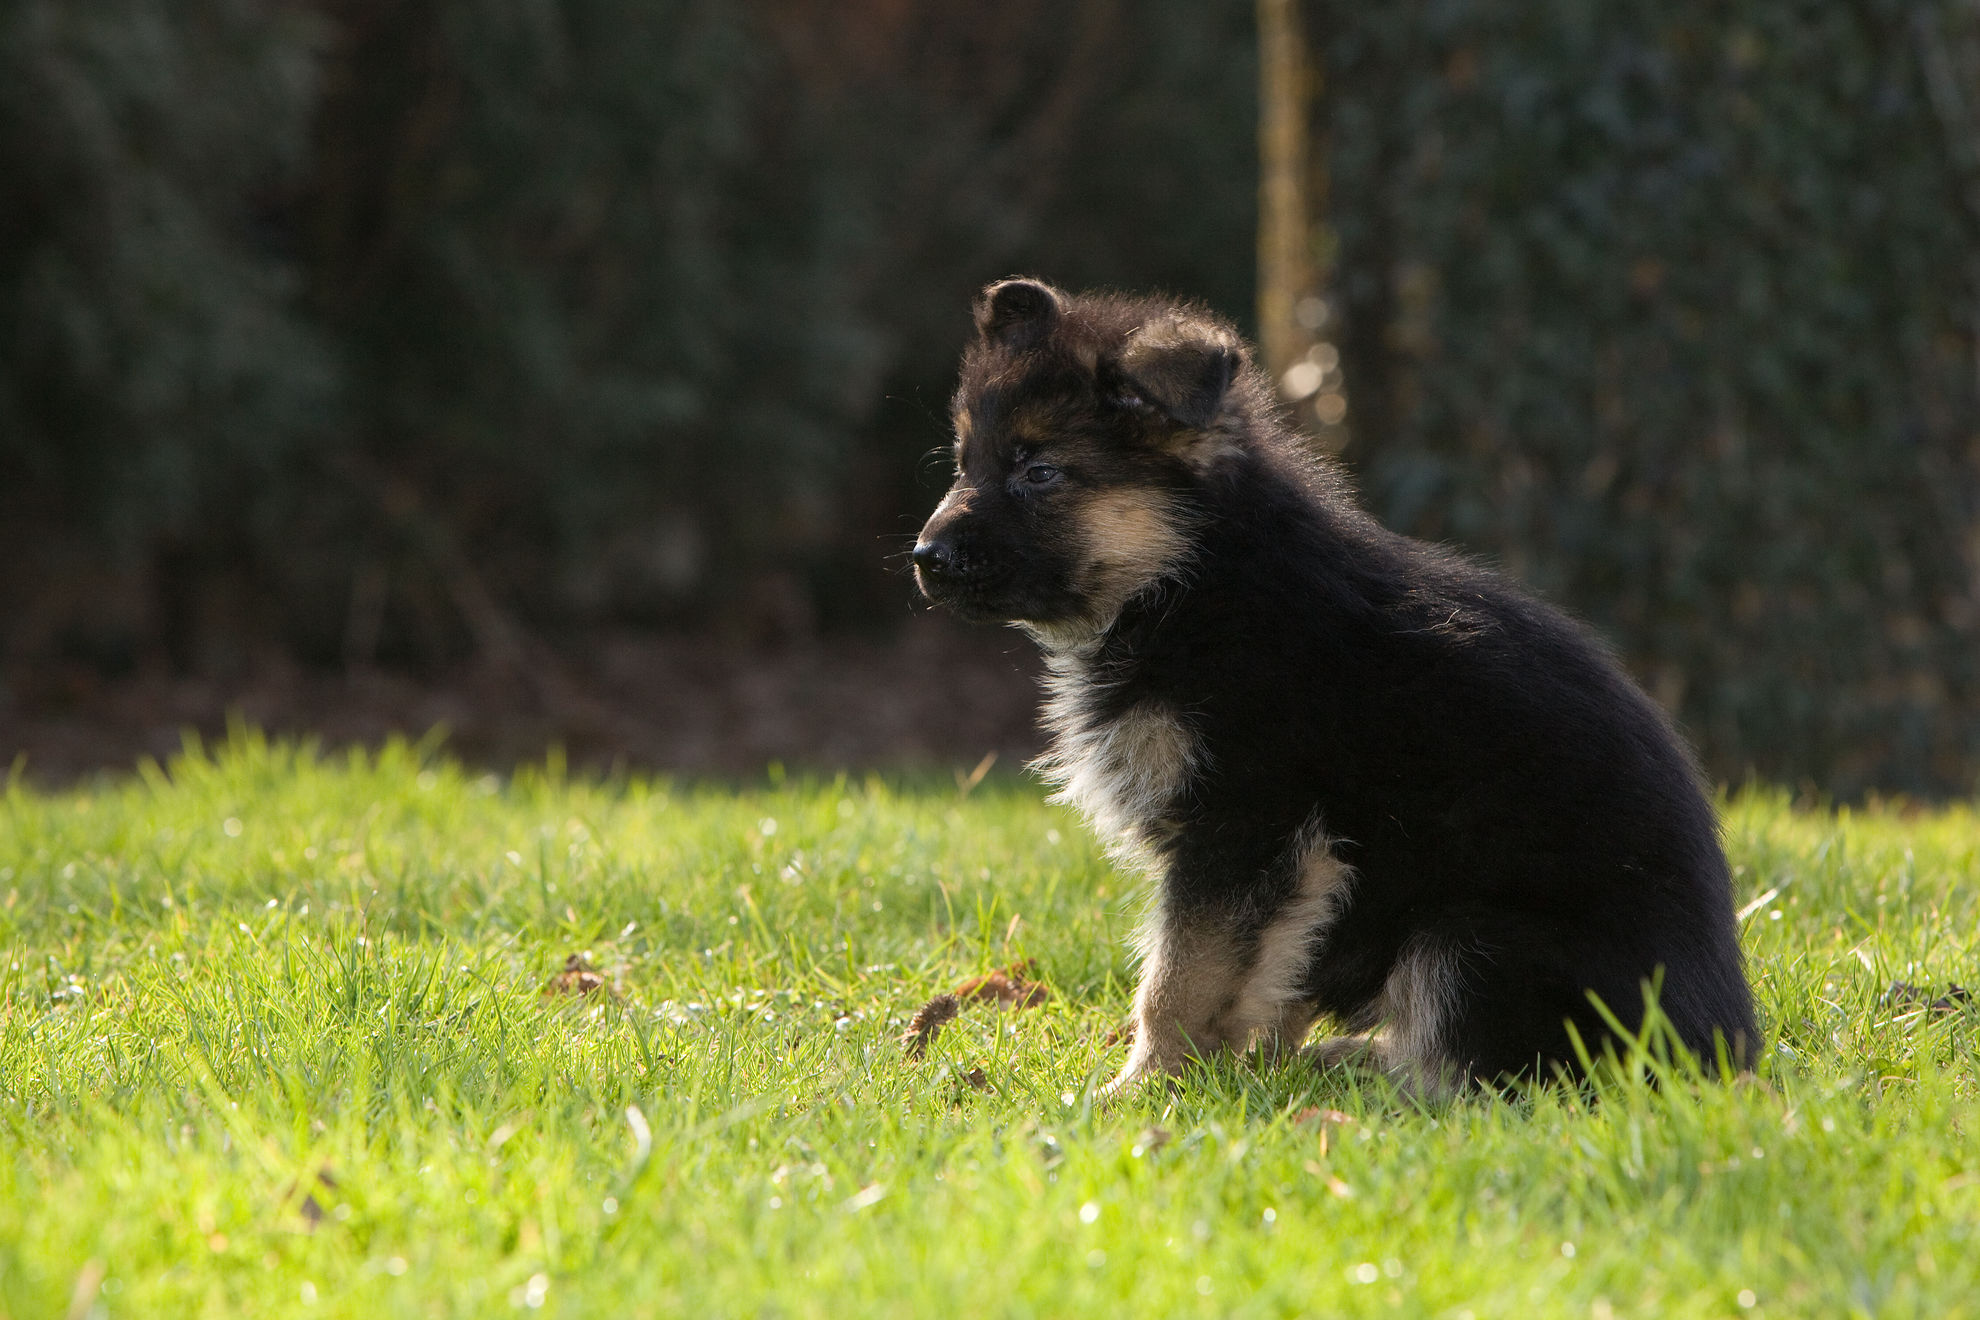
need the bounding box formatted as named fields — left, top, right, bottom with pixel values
left=1094, top=1071, right=1139, bottom=1105
left=1095, top=1063, right=1179, bottom=1106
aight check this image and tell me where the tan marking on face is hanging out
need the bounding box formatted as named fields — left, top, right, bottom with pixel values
left=1074, top=487, right=1190, bottom=620
left=929, top=483, right=975, bottom=522
left=1005, top=404, right=1067, bottom=455
left=1157, top=417, right=1245, bottom=473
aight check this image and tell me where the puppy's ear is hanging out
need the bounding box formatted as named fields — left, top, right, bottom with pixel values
left=975, top=278, right=1063, bottom=349
left=1116, top=315, right=1240, bottom=428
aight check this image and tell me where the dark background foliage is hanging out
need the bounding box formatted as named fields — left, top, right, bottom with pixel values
left=2, top=0, right=1257, bottom=664
left=1319, top=0, right=1980, bottom=794
left=3, top=0, right=1978, bottom=794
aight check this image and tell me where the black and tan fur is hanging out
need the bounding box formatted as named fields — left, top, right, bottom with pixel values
left=913, top=278, right=1757, bottom=1093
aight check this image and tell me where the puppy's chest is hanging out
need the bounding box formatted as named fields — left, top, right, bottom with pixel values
left=1035, top=660, right=1200, bottom=856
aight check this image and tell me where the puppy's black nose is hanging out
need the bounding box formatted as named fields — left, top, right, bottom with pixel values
left=912, top=540, right=954, bottom=577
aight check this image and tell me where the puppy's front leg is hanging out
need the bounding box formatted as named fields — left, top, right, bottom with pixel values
left=1105, top=915, right=1244, bottom=1093
left=1101, top=837, right=1344, bottom=1096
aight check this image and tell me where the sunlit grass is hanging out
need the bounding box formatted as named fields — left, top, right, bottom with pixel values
left=2, top=733, right=1976, bottom=1317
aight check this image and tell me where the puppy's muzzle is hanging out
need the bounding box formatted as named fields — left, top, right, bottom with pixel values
left=911, top=538, right=957, bottom=580
left=912, top=535, right=990, bottom=601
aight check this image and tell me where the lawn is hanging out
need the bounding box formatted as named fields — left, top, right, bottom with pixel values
left=2, top=732, right=1977, bottom=1318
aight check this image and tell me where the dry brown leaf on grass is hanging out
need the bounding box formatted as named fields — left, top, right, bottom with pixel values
left=953, top=959, right=1051, bottom=1009
left=282, top=1168, right=340, bottom=1232
left=65, top=1259, right=107, bottom=1320
left=955, top=750, right=998, bottom=796
left=901, top=993, right=961, bottom=1059
left=902, top=961, right=1056, bottom=1060
left=1294, top=1107, right=1357, bottom=1157
left=902, top=962, right=1055, bottom=1061
left=543, top=953, right=612, bottom=999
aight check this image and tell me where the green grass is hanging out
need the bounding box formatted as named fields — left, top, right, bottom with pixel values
left=2, top=732, right=1977, bottom=1319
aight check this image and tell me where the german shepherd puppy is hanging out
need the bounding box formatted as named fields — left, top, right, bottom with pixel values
left=913, top=277, right=1756, bottom=1093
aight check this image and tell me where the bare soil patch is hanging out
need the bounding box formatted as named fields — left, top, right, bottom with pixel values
left=0, top=617, right=1043, bottom=784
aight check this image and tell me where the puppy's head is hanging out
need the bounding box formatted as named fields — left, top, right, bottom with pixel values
left=913, top=278, right=1253, bottom=639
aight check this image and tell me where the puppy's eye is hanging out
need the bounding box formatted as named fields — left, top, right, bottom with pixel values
left=1023, top=463, right=1062, bottom=486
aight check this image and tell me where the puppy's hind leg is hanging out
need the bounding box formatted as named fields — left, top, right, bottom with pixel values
left=1304, top=936, right=1465, bottom=1098
left=1303, top=1033, right=1383, bottom=1073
